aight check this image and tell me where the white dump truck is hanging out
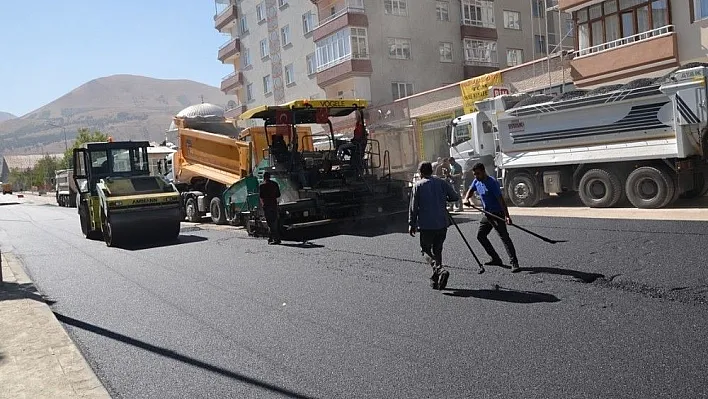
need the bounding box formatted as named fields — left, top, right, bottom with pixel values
left=449, top=64, right=708, bottom=209
left=54, top=169, right=77, bottom=207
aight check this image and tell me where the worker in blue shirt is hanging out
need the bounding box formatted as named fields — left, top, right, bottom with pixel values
left=409, top=161, right=461, bottom=290
left=463, top=162, right=520, bottom=272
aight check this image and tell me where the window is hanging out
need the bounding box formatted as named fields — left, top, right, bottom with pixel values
left=463, top=38, right=498, bottom=65
left=278, top=0, right=288, bottom=7
left=260, top=38, right=269, bottom=59
left=315, top=27, right=368, bottom=72
left=507, top=48, right=523, bottom=66
left=532, top=0, right=545, bottom=18
left=462, top=0, right=495, bottom=28
left=247, top=83, right=254, bottom=102
left=281, top=25, right=291, bottom=46
left=303, top=11, right=316, bottom=34
left=388, top=38, right=411, bottom=59
left=241, top=48, right=252, bottom=68
left=503, top=11, right=521, bottom=29
left=695, top=0, right=708, bottom=21
left=351, top=27, right=369, bottom=57
left=385, top=0, right=408, bottom=16
left=263, top=75, right=272, bottom=94
left=439, top=42, right=453, bottom=62
left=575, top=0, right=671, bottom=54
left=306, top=53, right=316, bottom=75
left=256, top=2, right=265, bottom=22
left=285, top=64, right=295, bottom=85
left=436, top=1, right=450, bottom=21
left=349, top=0, right=365, bottom=8
left=392, top=82, right=413, bottom=100
left=535, top=35, right=546, bottom=53
left=240, top=15, right=249, bottom=34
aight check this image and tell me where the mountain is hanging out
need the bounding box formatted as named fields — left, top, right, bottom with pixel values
left=0, top=75, right=231, bottom=155
left=0, top=112, right=16, bottom=122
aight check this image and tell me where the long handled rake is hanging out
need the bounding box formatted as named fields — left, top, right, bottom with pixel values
left=465, top=203, right=567, bottom=244
left=447, top=211, right=485, bottom=274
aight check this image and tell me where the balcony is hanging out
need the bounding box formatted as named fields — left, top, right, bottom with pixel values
left=218, top=38, right=241, bottom=63
left=214, top=5, right=238, bottom=33
left=313, top=6, right=368, bottom=42
left=558, top=0, right=602, bottom=12
left=225, top=104, right=248, bottom=119
left=460, top=24, right=497, bottom=41
left=316, top=56, right=372, bottom=88
left=571, top=25, right=678, bottom=87
left=220, top=71, right=243, bottom=94
left=463, top=60, right=500, bottom=79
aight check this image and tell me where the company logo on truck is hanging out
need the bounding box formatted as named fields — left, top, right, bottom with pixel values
left=507, top=120, right=525, bottom=133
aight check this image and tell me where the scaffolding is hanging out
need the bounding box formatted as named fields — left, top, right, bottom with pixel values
left=529, top=0, right=575, bottom=95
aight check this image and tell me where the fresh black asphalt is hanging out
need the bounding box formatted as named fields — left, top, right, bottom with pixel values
left=1, top=201, right=707, bottom=398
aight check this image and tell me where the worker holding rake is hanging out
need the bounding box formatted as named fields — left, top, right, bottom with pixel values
left=464, top=163, right=520, bottom=273
left=409, top=161, right=461, bottom=290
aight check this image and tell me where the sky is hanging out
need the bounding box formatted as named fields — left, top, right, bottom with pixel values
left=0, top=0, right=232, bottom=117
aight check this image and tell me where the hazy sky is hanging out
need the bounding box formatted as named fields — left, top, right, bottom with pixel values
left=0, top=0, right=231, bottom=117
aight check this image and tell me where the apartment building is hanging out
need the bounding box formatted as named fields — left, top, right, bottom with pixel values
left=309, top=0, right=574, bottom=107
left=559, top=0, right=708, bottom=88
left=214, top=0, right=326, bottom=120
left=213, top=1, right=573, bottom=118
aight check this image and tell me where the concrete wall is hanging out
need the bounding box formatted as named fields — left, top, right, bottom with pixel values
left=673, top=5, right=708, bottom=64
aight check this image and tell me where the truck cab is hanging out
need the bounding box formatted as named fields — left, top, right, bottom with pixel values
left=448, top=108, right=498, bottom=184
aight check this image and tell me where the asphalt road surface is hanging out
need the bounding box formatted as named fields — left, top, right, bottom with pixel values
left=1, top=195, right=707, bottom=398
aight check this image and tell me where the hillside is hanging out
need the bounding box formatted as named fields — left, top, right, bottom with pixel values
left=0, top=112, right=16, bottom=122
left=0, top=74, right=231, bottom=155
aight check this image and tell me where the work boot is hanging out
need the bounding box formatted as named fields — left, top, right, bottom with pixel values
left=511, top=261, right=521, bottom=273
left=437, top=268, right=450, bottom=290
left=430, top=267, right=441, bottom=289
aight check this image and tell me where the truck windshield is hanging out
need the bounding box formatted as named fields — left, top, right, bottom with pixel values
left=451, top=123, right=472, bottom=147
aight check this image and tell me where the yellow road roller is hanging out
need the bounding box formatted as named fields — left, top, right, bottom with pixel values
left=72, top=139, right=184, bottom=247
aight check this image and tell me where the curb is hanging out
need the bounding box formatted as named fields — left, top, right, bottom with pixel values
left=0, top=251, right=112, bottom=398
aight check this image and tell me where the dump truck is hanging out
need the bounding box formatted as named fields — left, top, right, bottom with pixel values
left=54, top=169, right=77, bottom=207
left=165, top=115, right=314, bottom=225
left=236, top=99, right=411, bottom=237
left=449, top=63, right=708, bottom=209
left=72, top=139, right=184, bottom=247
left=1, top=182, right=12, bottom=195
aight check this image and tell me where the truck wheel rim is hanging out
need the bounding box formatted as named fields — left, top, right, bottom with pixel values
left=588, top=179, right=607, bottom=199
left=514, top=183, right=530, bottom=200
left=186, top=203, right=195, bottom=219
left=637, top=178, right=659, bottom=199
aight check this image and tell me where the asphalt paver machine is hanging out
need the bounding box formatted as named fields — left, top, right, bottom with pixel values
left=235, top=99, right=411, bottom=237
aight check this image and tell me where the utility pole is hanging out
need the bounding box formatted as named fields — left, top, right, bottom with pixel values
left=47, top=122, right=68, bottom=153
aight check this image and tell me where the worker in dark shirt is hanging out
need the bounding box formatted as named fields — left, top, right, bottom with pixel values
left=409, top=161, right=461, bottom=290
left=259, top=172, right=281, bottom=245
left=463, top=163, right=520, bottom=272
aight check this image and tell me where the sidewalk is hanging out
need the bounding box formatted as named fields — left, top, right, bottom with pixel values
left=0, top=251, right=111, bottom=399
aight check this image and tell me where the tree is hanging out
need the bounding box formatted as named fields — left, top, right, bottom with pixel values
left=62, top=128, right=109, bottom=168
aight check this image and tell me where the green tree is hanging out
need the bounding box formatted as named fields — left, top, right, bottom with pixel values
left=62, top=128, right=109, bottom=168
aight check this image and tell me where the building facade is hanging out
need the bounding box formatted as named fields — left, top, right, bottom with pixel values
left=559, top=0, right=708, bottom=88
left=214, top=0, right=574, bottom=111
left=213, top=0, right=326, bottom=121
left=309, top=0, right=574, bottom=107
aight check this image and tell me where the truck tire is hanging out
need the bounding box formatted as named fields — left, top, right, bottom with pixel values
left=210, top=197, right=227, bottom=225
left=578, top=168, right=623, bottom=208
left=506, top=173, right=540, bottom=207
left=625, top=166, right=675, bottom=209
left=185, top=197, right=201, bottom=222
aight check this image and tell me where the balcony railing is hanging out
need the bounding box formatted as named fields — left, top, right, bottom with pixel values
left=315, top=51, right=368, bottom=73
left=314, top=5, right=365, bottom=30
left=575, top=25, right=674, bottom=58
left=461, top=19, right=495, bottom=29
left=464, top=59, right=500, bottom=67
left=214, top=5, right=238, bottom=31
left=218, top=38, right=241, bottom=62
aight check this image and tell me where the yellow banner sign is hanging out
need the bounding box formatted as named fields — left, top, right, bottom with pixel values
left=460, top=72, right=502, bottom=114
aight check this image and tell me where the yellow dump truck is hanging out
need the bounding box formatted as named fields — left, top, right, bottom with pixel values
left=165, top=115, right=313, bottom=224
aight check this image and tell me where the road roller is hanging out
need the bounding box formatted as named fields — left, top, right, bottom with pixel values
left=72, top=139, right=184, bottom=247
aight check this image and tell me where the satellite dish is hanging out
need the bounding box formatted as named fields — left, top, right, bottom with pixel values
left=226, top=100, right=237, bottom=110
